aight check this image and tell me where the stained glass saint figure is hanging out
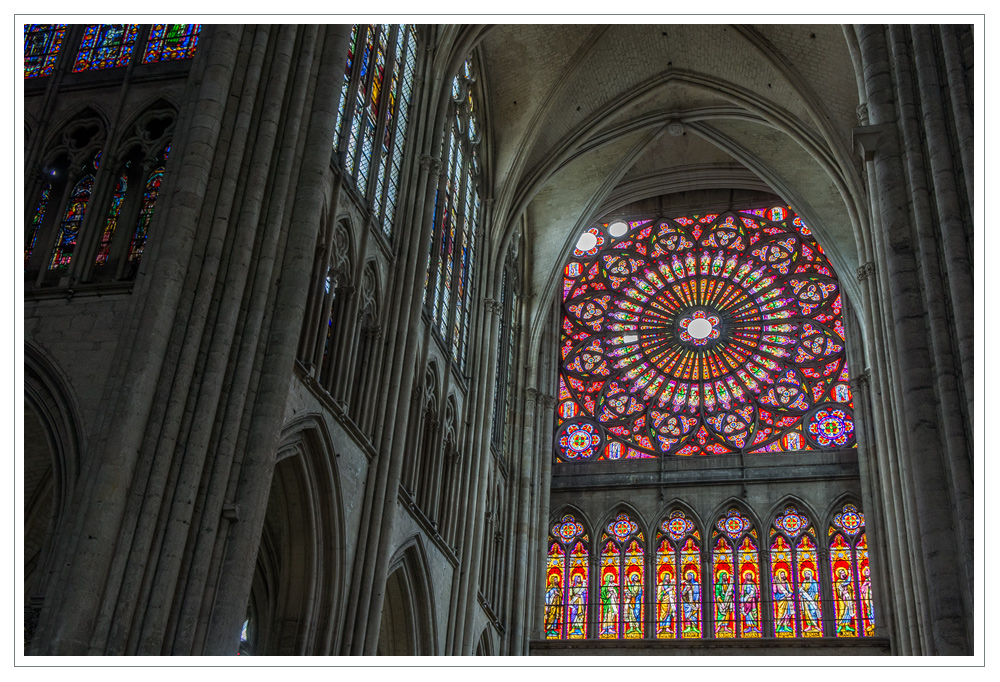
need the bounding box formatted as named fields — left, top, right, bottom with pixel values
left=829, top=503, right=875, bottom=637
left=545, top=514, right=587, bottom=639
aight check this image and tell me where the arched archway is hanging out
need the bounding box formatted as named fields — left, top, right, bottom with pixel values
left=376, top=539, right=437, bottom=656
left=23, top=344, right=82, bottom=647
left=244, top=416, right=344, bottom=655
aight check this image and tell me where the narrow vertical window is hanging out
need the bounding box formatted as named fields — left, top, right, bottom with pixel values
left=829, top=503, right=875, bottom=637
left=25, top=183, right=51, bottom=268
left=770, top=505, right=823, bottom=637
left=333, top=25, right=417, bottom=239
left=141, top=24, right=201, bottom=63
left=73, top=24, right=139, bottom=72
left=24, top=24, right=66, bottom=78
left=424, top=57, right=482, bottom=369
left=598, top=512, right=644, bottom=639
left=95, top=164, right=129, bottom=265
left=49, top=153, right=100, bottom=270
left=710, top=508, right=762, bottom=638
left=654, top=510, right=702, bottom=639
left=128, top=146, right=169, bottom=264
left=545, top=514, right=588, bottom=640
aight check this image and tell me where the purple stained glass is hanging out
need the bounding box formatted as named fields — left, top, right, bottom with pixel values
left=24, top=24, right=66, bottom=78
left=608, top=512, right=639, bottom=543
left=73, top=24, right=139, bottom=72
left=553, top=515, right=585, bottom=543
left=717, top=509, right=752, bottom=539
left=142, top=24, right=201, bottom=63
left=774, top=506, right=810, bottom=538
left=663, top=510, right=694, bottom=541
left=832, top=503, right=865, bottom=536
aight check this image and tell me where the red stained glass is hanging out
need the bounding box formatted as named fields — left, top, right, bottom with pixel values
left=830, top=503, right=875, bottom=637
left=557, top=207, right=855, bottom=462
left=545, top=514, right=589, bottom=639
left=599, top=512, right=644, bottom=639
left=73, top=24, right=139, bottom=72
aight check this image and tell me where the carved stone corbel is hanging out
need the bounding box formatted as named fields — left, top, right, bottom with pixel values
left=856, top=261, right=876, bottom=283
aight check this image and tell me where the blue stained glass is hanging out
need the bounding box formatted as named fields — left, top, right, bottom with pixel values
left=24, top=24, right=66, bottom=78
left=25, top=183, right=51, bottom=267
left=142, top=24, right=200, bottom=63
left=73, top=24, right=139, bottom=72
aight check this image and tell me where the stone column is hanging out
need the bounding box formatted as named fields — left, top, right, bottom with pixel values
left=509, top=386, right=539, bottom=652
left=855, top=23, right=971, bottom=655
left=200, top=24, right=353, bottom=655
left=453, top=296, right=504, bottom=654
left=28, top=24, right=246, bottom=656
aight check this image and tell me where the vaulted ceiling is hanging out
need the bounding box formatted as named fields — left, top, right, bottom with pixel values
left=473, top=24, right=866, bottom=340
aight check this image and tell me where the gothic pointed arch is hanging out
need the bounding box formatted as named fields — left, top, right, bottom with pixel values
left=652, top=503, right=703, bottom=639
left=247, top=415, right=345, bottom=654
left=824, top=496, right=875, bottom=638
left=595, top=505, right=646, bottom=639
left=707, top=501, right=765, bottom=639
left=23, top=343, right=83, bottom=646
left=766, top=498, right=824, bottom=638
left=348, top=260, right=384, bottom=432
left=378, top=537, right=439, bottom=655
left=545, top=507, right=590, bottom=640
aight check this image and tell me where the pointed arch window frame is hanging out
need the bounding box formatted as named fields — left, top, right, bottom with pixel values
left=333, top=24, right=418, bottom=239
left=545, top=513, right=590, bottom=640
left=424, top=56, right=484, bottom=372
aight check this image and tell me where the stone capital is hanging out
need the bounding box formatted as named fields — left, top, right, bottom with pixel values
left=539, top=393, right=557, bottom=409
left=524, top=387, right=539, bottom=404
left=484, top=298, right=503, bottom=316
left=856, top=102, right=870, bottom=126
left=418, top=154, right=442, bottom=175
left=856, top=261, right=876, bottom=282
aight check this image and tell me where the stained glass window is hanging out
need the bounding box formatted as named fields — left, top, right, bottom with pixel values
left=555, top=206, right=856, bottom=462
left=770, top=505, right=823, bottom=637
left=24, top=24, right=66, bottom=78
left=128, top=146, right=169, bottom=264
left=95, top=165, right=129, bottom=266
left=142, top=24, right=201, bottom=63
left=545, top=514, right=589, bottom=640
left=73, top=25, right=139, bottom=72
left=598, top=512, right=644, bottom=639
left=424, top=57, right=482, bottom=370
left=333, top=24, right=417, bottom=239
left=710, top=508, right=762, bottom=638
left=25, top=183, right=51, bottom=268
left=48, top=153, right=100, bottom=270
left=829, top=503, right=875, bottom=637
left=655, top=510, right=701, bottom=638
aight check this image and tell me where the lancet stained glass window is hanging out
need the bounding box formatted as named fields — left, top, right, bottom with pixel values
left=710, top=508, right=762, bottom=638
left=95, top=165, right=129, bottom=265
left=829, top=503, right=875, bottom=637
left=655, top=510, right=702, bottom=639
left=333, top=24, right=417, bottom=238
left=555, top=206, right=855, bottom=463
left=142, top=24, right=201, bottom=63
left=25, top=183, right=51, bottom=268
left=424, top=58, right=482, bottom=370
left=770, top=505, right=823, bottom=637
left=128, top=146, right=169, bottom=264
left=73, top=24, right=139, bottom=72
left=545, top=514, right=588, bottom=639
left=598, top=512, right=645, bottom=639
left=49, top=152, right=100, bottom=270
left=24, top=24, right=66, bottom=78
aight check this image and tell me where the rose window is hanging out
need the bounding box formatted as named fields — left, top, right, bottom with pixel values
left=555, top=206, right=856, bottom=461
